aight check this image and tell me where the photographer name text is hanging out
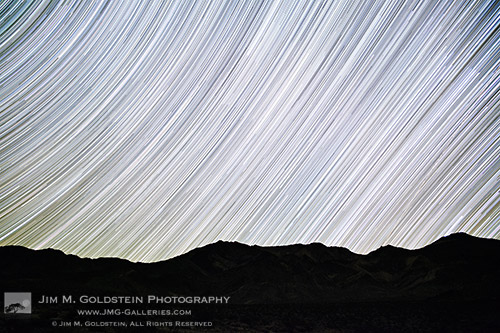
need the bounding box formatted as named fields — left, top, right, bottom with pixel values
left=39, top=295, right=230, bottom=304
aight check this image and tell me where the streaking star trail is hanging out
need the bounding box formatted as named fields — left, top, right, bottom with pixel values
left=0, top=0, right=499, bottom=262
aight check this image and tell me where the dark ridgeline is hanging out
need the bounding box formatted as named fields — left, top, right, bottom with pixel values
left=1, top=232, right=499, bottom=332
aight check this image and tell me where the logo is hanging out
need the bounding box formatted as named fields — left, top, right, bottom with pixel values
left=4, top=293, right=31, bottom=314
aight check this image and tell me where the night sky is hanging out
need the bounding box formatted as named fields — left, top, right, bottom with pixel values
left=0, top=0, right=499, bottom=262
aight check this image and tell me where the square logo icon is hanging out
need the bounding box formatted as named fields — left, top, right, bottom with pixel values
left=4, top=293, right=31, bottom=314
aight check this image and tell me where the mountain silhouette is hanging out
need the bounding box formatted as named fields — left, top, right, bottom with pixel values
left=1, top=233, right=499, bottom=303
left=1, top=233, right=499, bottom=331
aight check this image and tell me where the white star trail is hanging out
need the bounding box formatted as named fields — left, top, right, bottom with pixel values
left=0, top=0, right=499, bottom=262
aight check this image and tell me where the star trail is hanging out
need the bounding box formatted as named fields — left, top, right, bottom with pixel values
left=0, top=0, right=499, bottom=262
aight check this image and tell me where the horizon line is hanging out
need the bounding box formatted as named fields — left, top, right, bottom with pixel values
left=1, top=232, right=498, bottom=264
